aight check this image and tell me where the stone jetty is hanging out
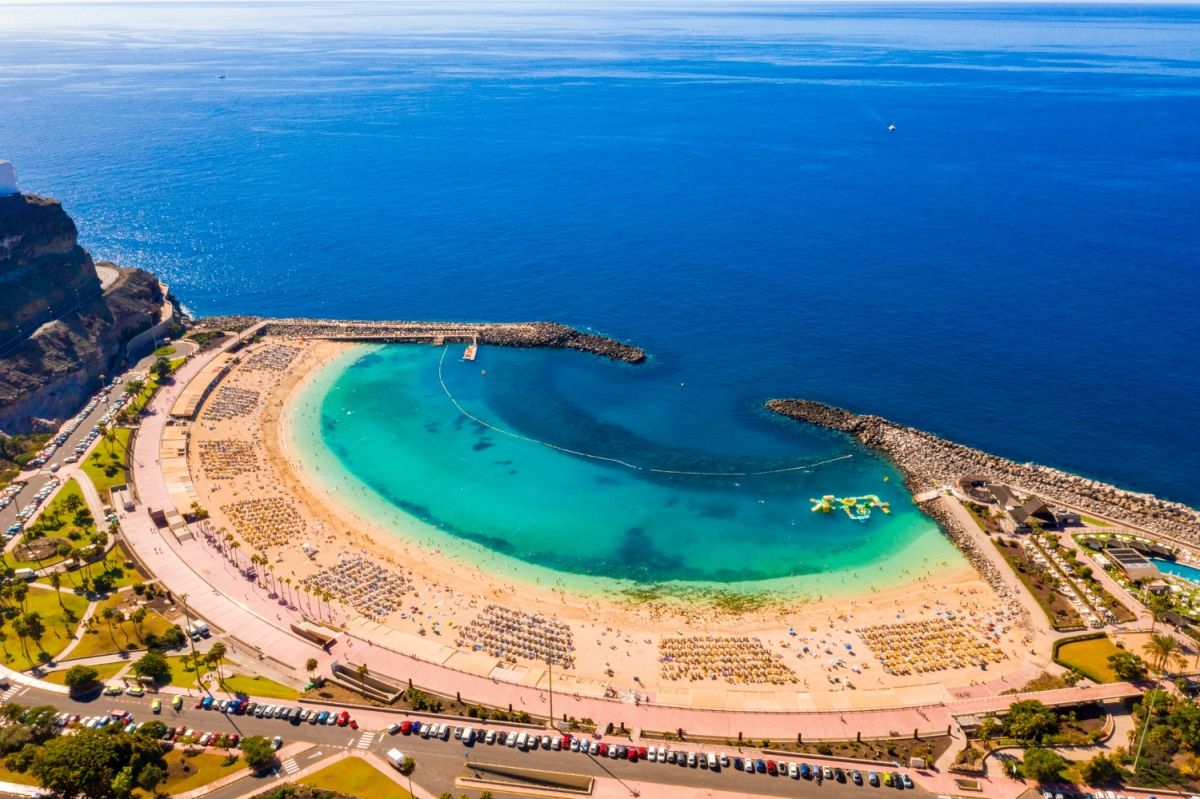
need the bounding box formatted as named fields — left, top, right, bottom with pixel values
left=194, top=317, right=646, bottom=363
left=767, top=398, right=1200, bottom=546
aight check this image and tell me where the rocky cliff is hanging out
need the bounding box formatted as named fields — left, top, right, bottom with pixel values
left=0, top=193, right=168, bottom=434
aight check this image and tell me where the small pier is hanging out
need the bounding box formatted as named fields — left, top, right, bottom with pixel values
left=463, top=338, right=478, bottom=361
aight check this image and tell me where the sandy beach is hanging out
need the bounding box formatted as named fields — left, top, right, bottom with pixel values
left=182, top=337, right=1040, bottom=709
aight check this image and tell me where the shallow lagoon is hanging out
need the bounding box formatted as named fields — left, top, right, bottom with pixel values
left=293, top=344, right=963, bottom=592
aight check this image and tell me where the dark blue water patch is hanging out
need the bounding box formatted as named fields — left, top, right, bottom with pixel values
left=10, top=2, right=1200, bottom=507
left=423, top=421, right=440, bottom=434
left=595, top=475, right=620, bottom=486
left=472, top=441, right=495, bottom=452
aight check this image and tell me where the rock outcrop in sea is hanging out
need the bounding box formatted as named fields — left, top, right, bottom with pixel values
left=0, top=192, right=170, bottom=434
left=767, top=398, right=1200, bottom=545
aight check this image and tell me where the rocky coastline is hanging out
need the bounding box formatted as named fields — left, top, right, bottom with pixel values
left=0, top=192, right=169, bottom=434
left=767, top=398, right=1200, bottom=546
left=197, top=317, right=647, bottom=363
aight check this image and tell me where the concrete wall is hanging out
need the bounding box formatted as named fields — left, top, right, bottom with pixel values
left=125, top=294, right=176, bottom=360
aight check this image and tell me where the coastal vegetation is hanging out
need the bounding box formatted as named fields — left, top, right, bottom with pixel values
left=992, top=539, right=1084, bottom=630
left=5, top=477, right=94, bottom=571
left=82, top=426, right=132, bottom=495
left=0, top=432, right=50, bottom=490
left=0, top=710, right=169, bottom=798
left=300, top=757, right=412, bottom=798
left=0, top=586, right=89, bottom=671
left=1053, top=635, right=1123, bottom=683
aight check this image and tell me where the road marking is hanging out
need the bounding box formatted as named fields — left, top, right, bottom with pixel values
left=281, top=758, right=299, bottom=775
left=0, top=686, right=27, bottom=705
left=356, top=731, right=377, bottom=750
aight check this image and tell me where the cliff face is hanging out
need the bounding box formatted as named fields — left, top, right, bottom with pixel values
left=0, top=193, right=167, bottom=434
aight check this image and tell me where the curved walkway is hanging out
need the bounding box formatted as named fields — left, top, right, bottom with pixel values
left=122, top=334, right=1142, bottom=744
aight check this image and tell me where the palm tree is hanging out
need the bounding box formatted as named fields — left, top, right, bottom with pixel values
left=11, top=617, right=32, bottom=661
left=11, top=583, right=27, bottom=613
left=124, top=379, right=144, bottom=411
left=208, top=642, right=227, bottom=685
left=48, top=572, right=64, bottom=611
left=1142, top=633, right=1186, bottom=675
left=101, top=423, right=117, bottom=455
left=1146, top=592, right=1171, bottom=632
left=305, top=657, right=318, bottom=682
left=101, top=607, right=120, bottom=649
left=283, top=577, right=293, bottom=607
left=230, top=540, right=241, bottom=568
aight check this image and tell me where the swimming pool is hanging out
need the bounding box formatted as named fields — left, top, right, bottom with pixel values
left=1151, top=557, right=1200, bottom=585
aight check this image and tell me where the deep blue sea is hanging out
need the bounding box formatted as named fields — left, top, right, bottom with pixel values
left=3, top=1, right=1199, bottom=515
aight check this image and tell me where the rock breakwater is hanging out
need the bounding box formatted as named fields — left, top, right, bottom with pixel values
left=199, top=317, right=646, bottom=363
left=768, top=398, right=1200, bottom=546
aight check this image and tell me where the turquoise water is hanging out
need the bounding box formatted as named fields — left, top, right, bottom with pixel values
left=1152, top=558, right=1200, bottom=585
left=4, top=3, right=1200, bottom=509
left=292, top=344, right=963, bottom=592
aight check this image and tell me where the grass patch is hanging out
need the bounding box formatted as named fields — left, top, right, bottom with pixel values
left=67, top=593, right=175, bottom=660
left=5, top=478, right=94, bottom=570
left=81, top=427, right=132, bottom=496
left=0, top=587, right=90, bottom=671
left=1056, top=636, right=1122, bottom=683
left=153, top=345, right=177, bottom=357
left=302, top=757, right=411, bottom=797
left=152, top=748, right=243, bottom=795
left=0, top=763, right=40, bottom=786
left=42, top=659, right=127, bottom=686
left=163, top=653, right=233, bottom=689
left=218, top=674, right=300, bottom=700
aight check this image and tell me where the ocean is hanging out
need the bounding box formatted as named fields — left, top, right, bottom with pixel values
left=3, top=1, right=1199, bottom=525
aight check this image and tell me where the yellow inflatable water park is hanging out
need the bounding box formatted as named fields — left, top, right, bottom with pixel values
left=809, top=494, right=891, bottom=521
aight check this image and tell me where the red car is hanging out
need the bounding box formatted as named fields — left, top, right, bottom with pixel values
left=228, top=733, right=240, bottom=747
left=349, top=719, right=358, bottom=730
left=629, top=749, right=639, bottom=763
left=598, top=743, right=608, bottom=756
left=336, top=712, right=349, bottom=727
left=767, top=760, right=778, bottom=776
left=637, top=747, right=647, bottom=759
left=401, top=721, right=412, bottom=735
left=194, top=699, right=205, bottom=709
left=561, top=735, right=572, bottom=749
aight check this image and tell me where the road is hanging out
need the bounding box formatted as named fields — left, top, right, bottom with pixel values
left=3, top=681, right=932, bottom=799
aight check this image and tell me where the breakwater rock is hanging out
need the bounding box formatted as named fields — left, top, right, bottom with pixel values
left=767, top=398, right=1200, bottom=545
left=210, top=317, right=646, bottom=363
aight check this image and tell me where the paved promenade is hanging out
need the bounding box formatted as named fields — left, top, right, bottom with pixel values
left=122, top=337, right=1142, bottom=745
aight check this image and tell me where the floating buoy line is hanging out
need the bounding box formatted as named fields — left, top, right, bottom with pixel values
left=436, top=346, right=853, bottom=478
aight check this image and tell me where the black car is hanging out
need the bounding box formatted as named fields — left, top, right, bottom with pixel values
left=244, top=703, right=257, bottom=716
left=835, top=768, right=846, bottom=782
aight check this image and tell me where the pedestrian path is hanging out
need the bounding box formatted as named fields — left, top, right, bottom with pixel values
left=279, top=757, right=299, bottom=776
left=355, top=730, right=376, bottom=750
left=0, top=684, right=26, bottom=705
